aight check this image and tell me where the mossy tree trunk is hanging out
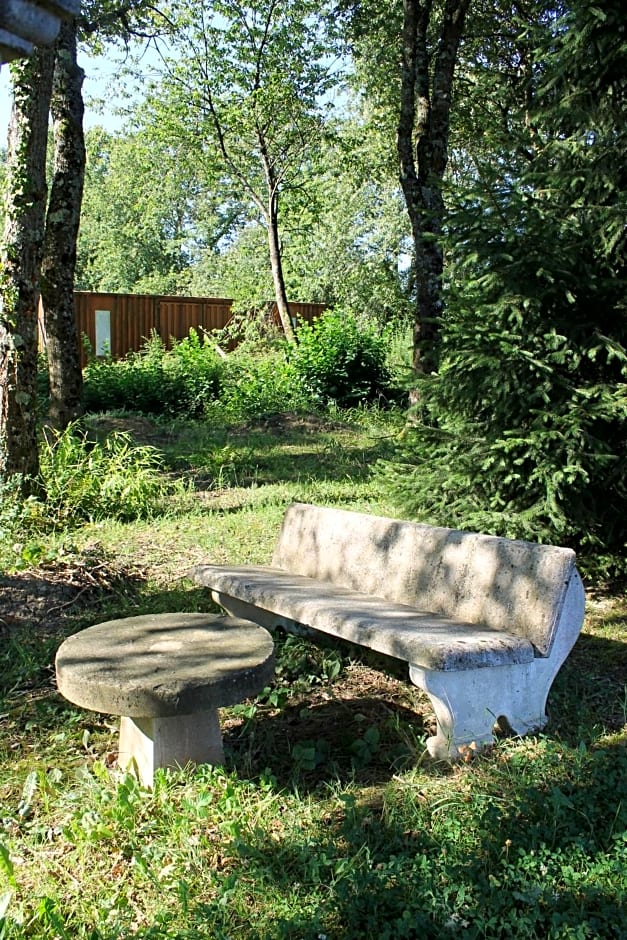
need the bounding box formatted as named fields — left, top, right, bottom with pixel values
left=397, top=0, right=471, bottom=378
left=0, top=48, right=54, bottom=489
left=40, top=19, right=85, bottom=428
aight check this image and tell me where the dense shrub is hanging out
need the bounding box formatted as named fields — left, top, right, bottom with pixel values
left=217, top=346, right=314, bottom=420
left=82, top=330, right=223, bottom=417
left=81, top=318, right=404, bottom=422
left=289, top=309, right=396, bottom=407
left=166, top=329, right=224, bottom=415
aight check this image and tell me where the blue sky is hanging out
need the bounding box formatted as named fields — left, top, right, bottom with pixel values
left=1, top=51, right=125, bottom=141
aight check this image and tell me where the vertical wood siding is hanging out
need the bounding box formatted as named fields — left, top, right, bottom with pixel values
left=42, top=292, right=326, bottom=367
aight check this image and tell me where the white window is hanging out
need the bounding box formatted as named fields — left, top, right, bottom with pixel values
left=95, top=309, right=111, bottom=356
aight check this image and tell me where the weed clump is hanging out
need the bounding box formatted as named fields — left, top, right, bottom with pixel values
left=0, top=422, right=185, bottom=570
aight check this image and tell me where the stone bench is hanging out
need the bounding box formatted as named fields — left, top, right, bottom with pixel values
left=192, top=502, right=585, bottom=759
left=55, top=612, right=275, bottom=785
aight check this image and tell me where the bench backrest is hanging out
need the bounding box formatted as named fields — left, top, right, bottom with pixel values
left=272, top=503, right=581, bottom=657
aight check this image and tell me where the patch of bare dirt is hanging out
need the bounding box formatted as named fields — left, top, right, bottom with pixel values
left=84, top=415, right=171, bottom=448
left=85, top=412, right=348, bottom=447
left=236, top=412, right=350, bottom=434
left=0, top=551, right=144, bottom=638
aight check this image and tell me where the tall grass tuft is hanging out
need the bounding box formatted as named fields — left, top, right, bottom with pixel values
left=36, top=423, right=182, bottom=528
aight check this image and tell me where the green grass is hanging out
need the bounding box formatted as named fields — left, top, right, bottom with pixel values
left=0, top=409, right=625, bottom=939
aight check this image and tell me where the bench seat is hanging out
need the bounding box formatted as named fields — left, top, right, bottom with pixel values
left=195, top=564, right=536, bottom=671
left=192, top=503, right=585, bottom=759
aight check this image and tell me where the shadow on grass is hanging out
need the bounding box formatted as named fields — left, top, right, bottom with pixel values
left=1, top=583, right=625, bottom=939
left=4, top=738, right=625, bottom=939
left=199, top=737, right=627, bottom=940
left=548, top=633, right=627, bottom=741
left=223, top=694, right=430, bottom=790
left=220, top=626, right=627, bottom=796
left=58, top=737, right=621, bottom=940
left=161, top=417, right=400, bottom=490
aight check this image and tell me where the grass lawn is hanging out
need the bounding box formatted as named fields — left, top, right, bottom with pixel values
left=0, top=410, right=625, bottom=939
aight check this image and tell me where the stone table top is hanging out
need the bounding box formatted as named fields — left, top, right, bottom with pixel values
left=55, top=612, right=275, bottom=718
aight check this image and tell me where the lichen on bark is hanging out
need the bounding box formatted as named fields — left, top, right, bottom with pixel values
left=0, top=48, right=54, bottom=488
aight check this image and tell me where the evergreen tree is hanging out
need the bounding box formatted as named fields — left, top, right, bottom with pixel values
left=382, top=0, right=626, bottom=569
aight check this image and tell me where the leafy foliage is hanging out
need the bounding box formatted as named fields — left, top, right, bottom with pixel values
left=381, top=0, right=627, bottom=570
left=76, top=127, right=200, bottom=294
left=218, top=346, right=313, bottom=420
left=82, top=330, right=223, bottom=418
left=133, top=0, right=341, bottom=339
left=289, top=309, right=397, bottom=406
left=81, top=317, right=401, bottom=421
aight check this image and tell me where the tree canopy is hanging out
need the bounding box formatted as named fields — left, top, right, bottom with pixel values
left=0, top=0, right=625, bottom=567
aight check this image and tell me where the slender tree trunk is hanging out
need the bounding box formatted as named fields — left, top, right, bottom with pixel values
left=40, top=19, right=85, bottom=428
left=0, top=48, right=54, bottom=489
left=266, top=192, right=296, bottom=343
left=398, top=0, right=471, bottom=377
left=257, top=139, right=296, bottom=344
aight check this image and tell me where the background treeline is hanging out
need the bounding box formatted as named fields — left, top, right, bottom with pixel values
left=1, top=0, right=625, bottom=574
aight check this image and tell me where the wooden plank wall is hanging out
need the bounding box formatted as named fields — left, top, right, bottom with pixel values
left=47, top=292, right=326, bottom=367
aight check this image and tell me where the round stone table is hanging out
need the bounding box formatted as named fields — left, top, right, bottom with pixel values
left=55, top=612, right=275, bottom=786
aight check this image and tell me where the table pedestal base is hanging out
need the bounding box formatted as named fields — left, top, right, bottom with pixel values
left=55, top=611, right=274, bottom=788
left=118, top=711, right=224, bottom=786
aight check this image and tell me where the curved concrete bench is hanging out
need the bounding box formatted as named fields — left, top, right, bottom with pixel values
left=55, top=612, right=275, bottom=785
left=193, top=503, right=585, bottom=759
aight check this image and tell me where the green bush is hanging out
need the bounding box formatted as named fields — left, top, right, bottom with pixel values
left=380, top=2, right=627, bottom=573
left=217, top=346, right=314, bottom=420
left=165, top=329, right=224, bottom=416
left=289, top=309, right=396, bottom=407
left=82, top=330, right=223, bottom=418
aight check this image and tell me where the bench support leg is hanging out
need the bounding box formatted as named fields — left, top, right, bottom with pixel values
left=409, top=661, right=555, bottom=759
left=118, top=711, right=224, bottom=786
left=408, top=575, right=585, bottom=760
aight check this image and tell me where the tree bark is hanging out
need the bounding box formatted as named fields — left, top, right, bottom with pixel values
left=398, top=0, right=471, bottom=377
left=40, top=19, right=85, bottom=429
left=259, top=139, right=296, bottom=344
left=266, top=192, right=296, bottom=343
left=0, top=48, right=54, bottom=489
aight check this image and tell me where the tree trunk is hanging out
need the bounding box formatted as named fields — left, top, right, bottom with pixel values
left=266, top=192, right=297, bottom=344
left=398, top=0, right=471, bottom=377
left=0, top=48, right=54, bottom=489
left=40, top=19, right=85, bottom=429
